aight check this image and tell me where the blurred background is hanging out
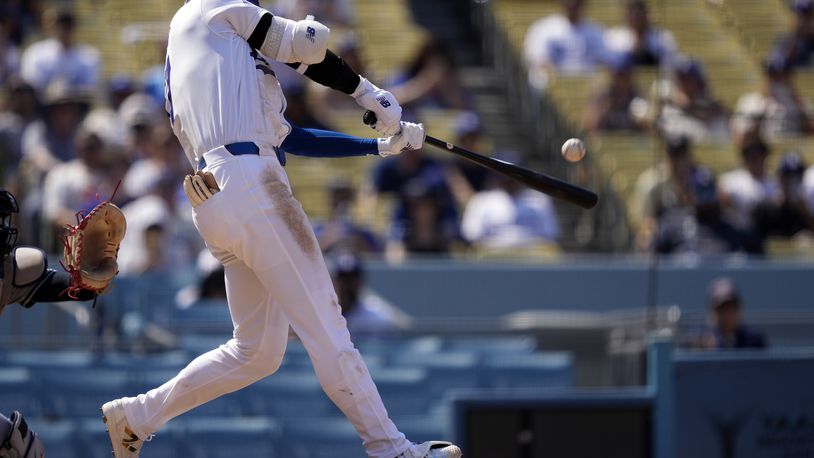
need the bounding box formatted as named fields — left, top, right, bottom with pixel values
left=1, top=0, right=814, bottom=456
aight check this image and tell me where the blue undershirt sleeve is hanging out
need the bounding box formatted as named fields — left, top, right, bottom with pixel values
left=280, top=122, right=379, bottom=158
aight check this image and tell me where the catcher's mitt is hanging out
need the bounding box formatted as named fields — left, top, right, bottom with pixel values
left=62, top=200, right=126, bottom=298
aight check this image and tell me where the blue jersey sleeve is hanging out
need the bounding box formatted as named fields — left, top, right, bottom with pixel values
left=280, top=123, right=379, bottom=158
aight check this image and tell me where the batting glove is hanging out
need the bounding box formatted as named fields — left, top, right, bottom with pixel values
left=352, top=77, right=402, bottom=136
left=377, top=122, right=425, bottom=157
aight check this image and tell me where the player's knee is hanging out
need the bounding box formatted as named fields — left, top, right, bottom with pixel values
left=227, top=339, right=284, bottom=376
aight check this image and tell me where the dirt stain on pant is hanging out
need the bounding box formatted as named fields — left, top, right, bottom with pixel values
left=262, top=168, right=319, bottom=261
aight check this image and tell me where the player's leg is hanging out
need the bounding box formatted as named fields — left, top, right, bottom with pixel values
left=104, top=257, right=289, bottom=452
left=223, top=158, right=412, bottom=457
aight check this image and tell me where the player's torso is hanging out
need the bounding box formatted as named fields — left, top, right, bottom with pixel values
left=166, top=0, right=288, bottom=165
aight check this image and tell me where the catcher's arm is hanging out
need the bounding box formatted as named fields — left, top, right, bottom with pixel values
left=62, top=200, right=126, bottom=298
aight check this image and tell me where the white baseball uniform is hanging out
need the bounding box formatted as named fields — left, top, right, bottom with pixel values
left=118, top=1, right=412, bottom=456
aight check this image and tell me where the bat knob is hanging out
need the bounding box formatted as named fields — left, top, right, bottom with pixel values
left=363, top=110, right=377, bottom=126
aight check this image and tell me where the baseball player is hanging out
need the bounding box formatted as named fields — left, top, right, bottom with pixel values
left=101, top=1, right=461, bottom=458
left=0, top=411, right=44, bottom=458
left=0, top=189, right=97, bottom=313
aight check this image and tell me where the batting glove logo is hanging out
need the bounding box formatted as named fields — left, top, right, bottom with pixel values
left=376, top=95, right=391, bottom=108
left=306, top=27, right=316, bottom=43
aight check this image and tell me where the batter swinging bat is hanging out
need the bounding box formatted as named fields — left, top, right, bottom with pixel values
left=363, top=111, right=599, bottom=210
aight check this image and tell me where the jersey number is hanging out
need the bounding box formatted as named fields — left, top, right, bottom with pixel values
left=164, top=55, right=175, bottom=125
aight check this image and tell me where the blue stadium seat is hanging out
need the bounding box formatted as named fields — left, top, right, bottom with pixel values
left=370, top=367, right=431, bottom=416
left=78, top=418, right=180, bottom=458
left=242, top=371, right=336, bottom=418
left=391, top=351, right=481, bottom=397
left=182, top=417, right=279, bottom=458
left=356, top=336, right=443, bottom=365
left=27, top=419, right=79, bottom=458
left=177, top=335, right=232, bottom=357
left=280, top=417, right=365, bottom=458
left=444, top=335, right=537, bottom=356
left=171, top=300, right=232, bottom=334
left=482, top=352, right=573, bottom=389
left=390, top=413, right=450, bottom=445
left=4, top=351, right=94, bottom=369
left=0, top=367, right=43, bottom=418
left=42, top=369, right=130, bottom=418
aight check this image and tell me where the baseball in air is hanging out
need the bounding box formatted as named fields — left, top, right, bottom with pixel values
left=561, top=138, right=586, bottom=162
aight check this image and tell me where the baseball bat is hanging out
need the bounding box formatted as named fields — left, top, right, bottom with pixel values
left=363, top=111, right=599, bottom=210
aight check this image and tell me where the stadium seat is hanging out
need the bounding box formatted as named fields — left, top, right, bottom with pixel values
left=444, top=335, right=537, bottom=356
left=242, top=371, right=337, bottom=418
left=391, top=351, right=482, bottom=396
left=182, top=417, right=280, bottom=458
left=482, top=352, right=573, bottom=389
left=42, top=369, right=131, bottom=418
left=280, top=416, right=365, bottom=458
left=370, top=367, right=431, bottom=416
left=0, top=367, right=42, bottom=418
left=27, top=419, right=79, bottom=458
left=78, top=418, right=180, bottom=458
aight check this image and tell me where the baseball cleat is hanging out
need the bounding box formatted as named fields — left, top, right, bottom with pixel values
left=396, top=441, right=463, bottom=458
left=101, top=399, right=146, bottom=458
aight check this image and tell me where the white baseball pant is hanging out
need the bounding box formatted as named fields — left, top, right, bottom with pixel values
left=120, top=146, right=411, bottom=458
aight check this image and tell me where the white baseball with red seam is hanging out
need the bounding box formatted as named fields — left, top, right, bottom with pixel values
left=561, top=138, right=586, bottom=162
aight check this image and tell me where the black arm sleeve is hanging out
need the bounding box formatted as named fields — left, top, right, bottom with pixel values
left=26, top=270, right=96, bottom=306
left=286, top=50, right=361, bottom=95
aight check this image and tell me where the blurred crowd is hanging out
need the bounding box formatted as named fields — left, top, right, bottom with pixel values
left=0, top=1, right=567, bottom=337
left=525, top=0, right=814, bottom=255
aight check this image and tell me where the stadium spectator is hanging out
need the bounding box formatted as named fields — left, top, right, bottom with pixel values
left=445, top=112, right=491, bottom=205
left=802, top=154, right=814, bottom=212
left=753, top=152, right=814, bottom=242
left=20, top=9, right=99, bottom=93
left=583, top=54, right=648, bottom=134
left=631, top=136, right=748, bottom=254
left=772, top=0, right=814, bottom=69
left=118, top=92, right=162, bottom=160
left=327, top=251, right=411, bottom=337
left=122, top=123, right=186, bottom=200
left=387, top=177, right=461, bottom=261
left=41, top=128, right=123, bottom=233
left=523, top=0, right=608, bottom=89
left=702, top=277, right=767, bottom=349
left=21, top=81, right=88, bottom=179
left=719, top=137, right=780, bottom=233
left=175, top=249, right=227, bottom=309
left=732, top=54, right=814, bottom=142
left=312, top=178, right=383, bottom=255
left=0, top=0, right=41, bottom=46
left=367, top=143, right=459, bottom=259
left=106, top=74, right=137, bottom=111
left=118, top=174, right=197, bottom=276
left=461, top=153, right=560, bottom=249
left=0, top=80, right=39, bottom=178
left=659, top=56, right=729, bottom=143
left=389, top=37, right=471, bottom=112
left=604, top=0, right=677, bottom=68
left=0, top=24, right=20, bottom=85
